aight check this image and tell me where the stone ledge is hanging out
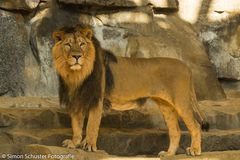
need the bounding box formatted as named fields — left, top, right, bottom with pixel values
left=22, top=144, right=114, bottom=160
left=160, top=150, right=240, bottom=160
left=0, top=0, right=40, bottom=11
left=58, top=0, right=178, bottom=8
left=20, top=145, right=240, bottom=160
left=1, top=97, right=240, bottom=130
left=2, top=128, right=240, bottom=156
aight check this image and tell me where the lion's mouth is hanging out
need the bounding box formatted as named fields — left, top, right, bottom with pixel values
left=70, top=64, right=82, bottom=70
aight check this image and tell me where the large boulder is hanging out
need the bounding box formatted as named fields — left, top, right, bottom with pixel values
left=178, top=0, right=240, bottom=81
left=0, top=10, right=27, bottom=96
left=200, top=16, right=240, bottom=80
left=0, top=0, right=40, bottom=11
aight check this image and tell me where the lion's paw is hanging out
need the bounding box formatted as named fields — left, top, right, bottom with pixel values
left=158, top=151, right=174, bottom=157
left=80, top=138, right=97, bottom=152
left=62, top=139, right=77, bottom=149
left=186, top=147, right=201, bottom=156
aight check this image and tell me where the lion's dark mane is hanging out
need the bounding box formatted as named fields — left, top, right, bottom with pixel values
left=58, top=31, right=117, bottom=113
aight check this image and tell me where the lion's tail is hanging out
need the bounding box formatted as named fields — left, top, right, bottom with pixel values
left=190, top=80, right=210, bottom=132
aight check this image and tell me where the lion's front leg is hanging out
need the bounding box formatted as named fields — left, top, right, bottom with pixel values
left=81, top=101, right=103, bottom=152
left=62, top=111, right=85, bottom=149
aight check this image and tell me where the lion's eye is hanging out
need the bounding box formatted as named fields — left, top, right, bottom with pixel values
left=64, top=43, right=71, bottom=50
left=79, top=42, right=86, bottom=48
left=65, top=43, right=71, bottom=47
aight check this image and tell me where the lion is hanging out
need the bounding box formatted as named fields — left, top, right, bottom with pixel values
left=52, top=25, right=209, bottom=157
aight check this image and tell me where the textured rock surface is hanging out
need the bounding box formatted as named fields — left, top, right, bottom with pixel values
left=220, top=80, right=240, bottom=98
left=22, top=144, right=112, bottom=160
left=0, top=97, right=240, bottom=156
left=0, top=112, right=17, bottom=127
left=177, top=0, right=240, bottom=90
left=19, top=145, right=240, bottom=160
left=0, top=10, right=27, bottom=96
left=4, top=144, right=240, bottom=160
left=2, top=128, right=240, bottom=156
left=1, top=97, right=240, bottom=130
left=0, top=0, right=40, bottom=11
left=178, top=0, right=240, bottom=24
left=58, top=0, right=178, bottom=8
left=161, top=150, right=240, bottom=160
left=178, top=0, right=240, bottom=80
left=199, top=15, right=240, bottom=80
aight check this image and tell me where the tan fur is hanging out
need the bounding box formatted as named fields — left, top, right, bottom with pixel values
left=52, top=30, right=95, bottom=94
left=108, top=57, right=202, bottom=156
left=62, top=112, right=85, bottom=148
left=52, top=27, right=205, bottom=157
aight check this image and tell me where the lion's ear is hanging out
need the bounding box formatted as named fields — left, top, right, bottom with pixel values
left=82, top=28, right=93, bottom=40
left=52, top=31, right=65, bottom=43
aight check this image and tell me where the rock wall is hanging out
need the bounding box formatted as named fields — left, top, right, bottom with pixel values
left=178, top=0, right=240, bottom=81
left=0, top=10, right=27, bottom=96
left=0, top=0, right=226, bottom=100
left=199, top=18, right=240, bottom=80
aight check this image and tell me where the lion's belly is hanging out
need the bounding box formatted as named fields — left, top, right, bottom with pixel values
left=105, top=97, right=147, bottom=111
left=111, top=101, right=139, bottom=111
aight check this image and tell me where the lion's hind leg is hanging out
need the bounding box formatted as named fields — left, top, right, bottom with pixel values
left=154, top=99, right=181, bottom=157
left=62, top=111, right=85, bottom=149
left=174, top=101, right=201, bottom=156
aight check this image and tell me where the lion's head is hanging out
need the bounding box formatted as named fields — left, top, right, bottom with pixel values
left=52, top=27, right=96, bottom=89
left=52, top=25, right=117, bottom=113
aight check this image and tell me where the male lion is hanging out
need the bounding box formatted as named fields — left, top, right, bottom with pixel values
left=52, top=25, right=209, bottom=157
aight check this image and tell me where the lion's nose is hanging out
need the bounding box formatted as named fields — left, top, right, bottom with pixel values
left=72, top=55, right=81, bottom=60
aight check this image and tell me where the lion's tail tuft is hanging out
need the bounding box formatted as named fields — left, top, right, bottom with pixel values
left=190, top=77, right=210, bottom=132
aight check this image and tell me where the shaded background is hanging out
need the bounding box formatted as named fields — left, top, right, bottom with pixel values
left=1, top=0, right=239, bottom=100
